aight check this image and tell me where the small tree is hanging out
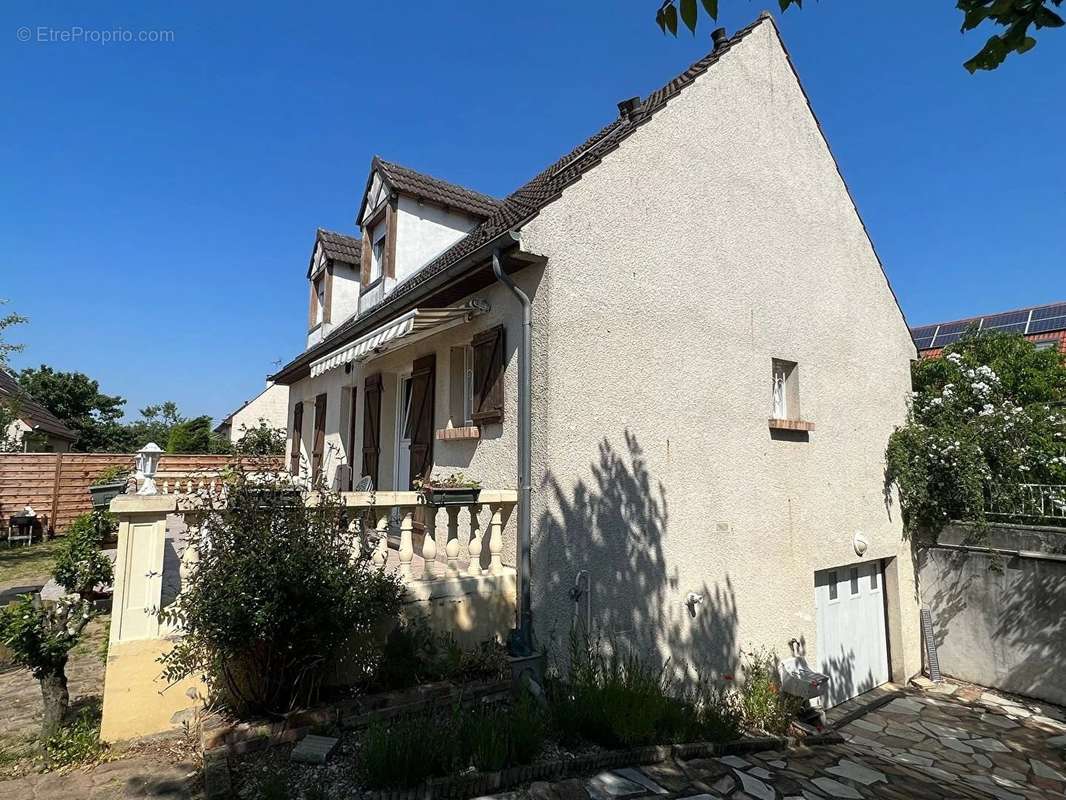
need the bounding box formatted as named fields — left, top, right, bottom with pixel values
left=234, top=419, right=286, bottom=456
left=160, top=467, right=406, bottom=717
left=0, top=595, right=93, bottom=737
left=53, top=512, right=115, bottom=598
left=885, top=332, right=1066, bottom=540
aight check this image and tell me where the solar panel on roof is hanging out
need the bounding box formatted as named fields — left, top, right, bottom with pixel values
left=935, top=331, right=965, bottom=347
left=1029, top=316, right=1066, bottom=335
left=1031, top=303, right=1066, bottom=322
left=981, top=310, right=1030, bottom=331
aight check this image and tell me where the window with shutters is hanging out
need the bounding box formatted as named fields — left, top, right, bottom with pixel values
left=471, top=325, right=505, bottom=425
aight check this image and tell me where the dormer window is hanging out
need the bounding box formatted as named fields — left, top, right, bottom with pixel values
left=369, top=223, right=386, bottom=285
left=314, top=274, right=326, bottom=325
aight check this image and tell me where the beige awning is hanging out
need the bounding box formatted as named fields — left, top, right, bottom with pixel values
left=310, top=302, right=487, bottom=377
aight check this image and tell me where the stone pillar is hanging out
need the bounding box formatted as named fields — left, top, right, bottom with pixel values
left=108, top=495, right=176, bottom=645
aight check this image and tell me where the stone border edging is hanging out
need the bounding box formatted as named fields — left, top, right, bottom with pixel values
left=201, top=678, right=511, bottom=756
left=357, top=732, right=846, bottom=800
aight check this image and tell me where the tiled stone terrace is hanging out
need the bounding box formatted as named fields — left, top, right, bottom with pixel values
left=516, top=682, right=1066, bottom=800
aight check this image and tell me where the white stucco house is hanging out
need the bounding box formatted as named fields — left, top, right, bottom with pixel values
left=0, top=369, right=77, bottom=452
left=271, top=15, right=921, bottom=706
left=215, top=380, right=289, bottom=445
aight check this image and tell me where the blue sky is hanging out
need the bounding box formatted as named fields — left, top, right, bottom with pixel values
left=2, top=1, right=1063, bottom=422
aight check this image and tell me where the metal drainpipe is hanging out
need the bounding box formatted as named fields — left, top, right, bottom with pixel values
left=493, top=246, right=534, bottom=656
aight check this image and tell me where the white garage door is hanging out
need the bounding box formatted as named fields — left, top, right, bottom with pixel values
left=814, top=560, right=889, bottom=707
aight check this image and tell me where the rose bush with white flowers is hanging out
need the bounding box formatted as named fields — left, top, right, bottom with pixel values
left=885, top=331, right=1066, bottom=540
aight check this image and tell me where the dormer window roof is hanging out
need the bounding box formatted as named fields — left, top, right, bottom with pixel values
left=356, top=156, right=500, bottom=224
left=309, top=229, right=362, bottom=277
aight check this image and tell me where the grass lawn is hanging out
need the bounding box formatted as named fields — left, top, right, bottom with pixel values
left=0, top=537, right=64, bottom=587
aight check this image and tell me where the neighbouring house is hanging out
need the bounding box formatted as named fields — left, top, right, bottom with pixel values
left=911, top=301, right=1066, bottom=358
left=214, top=380, right=289, bottom=444
left=270, top=14, right=922, bottom=707
left=0, top=369, right=77, bottom=453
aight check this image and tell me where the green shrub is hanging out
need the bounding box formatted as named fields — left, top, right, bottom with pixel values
left=374, top=617, right=508, bottom=691
left=90, top=466, right=128, bottom=487
left=360, top=696, right=547, bottom=789
left=737, top=648, right=803, bottom=735
left=159, top=469, right=406, bottom=717
left=549, top=633, right=742, bottom=749
left=53, top=512, right=113, bottom=597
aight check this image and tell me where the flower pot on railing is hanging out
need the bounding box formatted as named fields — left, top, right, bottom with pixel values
left=89, top=481, right=127, bottom=511
left=419, top=486, right=482, bottom=507
left=415, top=473, right=482, bottom=507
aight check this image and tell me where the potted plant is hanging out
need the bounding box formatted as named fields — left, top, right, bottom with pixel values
left=415, top=472, right=482, bottom=506
left=88, top=465, right=130, bottom=510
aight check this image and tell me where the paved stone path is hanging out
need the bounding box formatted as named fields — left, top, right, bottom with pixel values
left=0, top=757, right=200, bottom=800
left=522, top=684, right=1066, bottom=800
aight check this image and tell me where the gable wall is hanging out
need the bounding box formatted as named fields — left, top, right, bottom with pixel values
left=226, top=383, right=290, bottom=444
left=394, top=197, right=480, bottom=283
left=518, top=20, right=920, bottom=679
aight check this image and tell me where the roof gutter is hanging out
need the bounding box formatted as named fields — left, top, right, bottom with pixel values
left=492, top=245, right=534, bottom=657
left=271, top=229, right=525, bottom=385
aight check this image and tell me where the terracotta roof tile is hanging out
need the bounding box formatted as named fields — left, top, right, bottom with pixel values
left=316, top=229, right=362, bottom=265
left=374, top=158, right=500, bottom=219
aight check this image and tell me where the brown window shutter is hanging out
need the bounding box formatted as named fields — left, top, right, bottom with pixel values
left=384, top=200, right=398, bottom=279
left=360, top=233, right=371, bottom=284
left=346, top=388, right=358, bottom=491
left=472, top=325, right=505, bottom=425
left=290, top=402, right=304, bottom=475
left=361, top=374, right=382, bottom=486
left=405, top=353, right=436, bottom=486
left=311, top=393, right=327, bottom=484
left=322, top=267, right=332, bottom=324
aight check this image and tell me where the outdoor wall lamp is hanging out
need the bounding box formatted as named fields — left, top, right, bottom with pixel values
left=136, top=442, right=163, bottom=496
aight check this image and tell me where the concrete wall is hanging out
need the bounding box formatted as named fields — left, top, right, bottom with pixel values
left=226, top=382, right=290, bottom=444
left=287, top=18, right=920, bottom=683
left=516, top=18, right=920, bottom=679
left=919, top=522, right=1066, bottom=706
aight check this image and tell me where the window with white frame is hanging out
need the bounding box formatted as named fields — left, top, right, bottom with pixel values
left=369, top=223, right=386, bottom=284
left=448, top=344, right=475, bottom=427
left=771, top=358, right=799, bottom=420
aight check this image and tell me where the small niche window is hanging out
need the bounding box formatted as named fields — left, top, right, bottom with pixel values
left=771, top=358, right=799, bottom=420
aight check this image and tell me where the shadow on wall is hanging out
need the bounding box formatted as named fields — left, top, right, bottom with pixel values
left=922, top=544, right=1066, bottom=705
left=534, top=430, right=738, bottom=678
left=823, top=646, right=877, bottom=707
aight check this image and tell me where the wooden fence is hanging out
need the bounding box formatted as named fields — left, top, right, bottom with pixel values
left=0, top=453, right=282, bottom=533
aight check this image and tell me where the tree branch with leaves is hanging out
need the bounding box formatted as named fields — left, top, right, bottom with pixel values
left=655, top=0, right=1064, bottom=72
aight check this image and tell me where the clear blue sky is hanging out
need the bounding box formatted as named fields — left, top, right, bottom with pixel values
left=2, top=1, right=1063, bottom=422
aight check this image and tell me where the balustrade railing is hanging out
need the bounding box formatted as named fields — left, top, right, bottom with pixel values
left=341, top=490, right=517, bottom=581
